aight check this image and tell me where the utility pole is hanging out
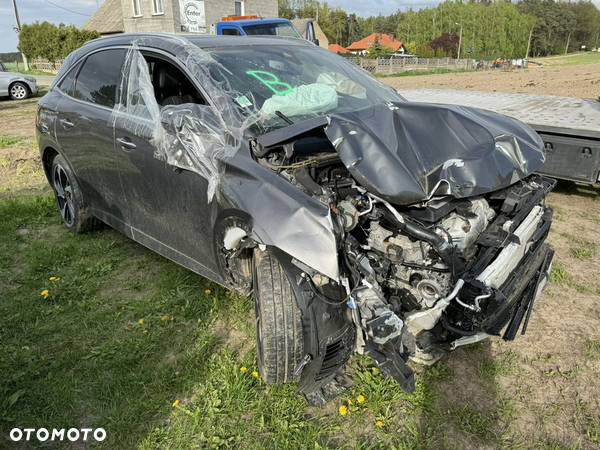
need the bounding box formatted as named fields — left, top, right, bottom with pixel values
left=525, top=26, right=534, bottom=60
left=455, top=22, right=463, bottom=60
left=564, top=31, right=571, bottom=55
left=11, top=0, right=29, bottom=71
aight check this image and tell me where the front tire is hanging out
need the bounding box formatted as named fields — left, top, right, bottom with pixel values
left=253, top=249, right=304, bottom=384
left=9, top=82, right=29, bottom=100
left=50, top=154, right=100, bottom=233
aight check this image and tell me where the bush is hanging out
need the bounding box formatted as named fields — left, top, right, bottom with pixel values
left=18, top=22, right=99, bottom=62
left=430, top=32, right=460, bottom=58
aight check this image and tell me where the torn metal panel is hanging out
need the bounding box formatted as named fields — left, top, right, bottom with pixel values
left=221, top=154, right=340, bottom=280
left=325, top=102, right=546, bottom=205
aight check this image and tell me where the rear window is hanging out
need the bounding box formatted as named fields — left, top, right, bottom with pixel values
left=242, top=23, right=301, bottom=38
left=73, top=49, right=126, bottom=108
left=221, top=28, right=240, bottom=36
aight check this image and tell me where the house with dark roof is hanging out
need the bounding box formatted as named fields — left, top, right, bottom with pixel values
left=84, top=0, right=278, bottom=35
left=346, top=33, right=406, bottom=56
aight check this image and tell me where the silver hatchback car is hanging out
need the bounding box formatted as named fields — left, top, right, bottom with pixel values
left=0, top=61, right=38, bottom=100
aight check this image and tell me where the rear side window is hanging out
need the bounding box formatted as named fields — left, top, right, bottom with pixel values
left=73, top=49, right=126, bottom=108
left=57, top=61, right=82, bottom=97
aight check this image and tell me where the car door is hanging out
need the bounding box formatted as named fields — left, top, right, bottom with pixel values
left=0, top=72, right=9, bottom=97
left=112, top=50, right=222, bottom=279
left=54, top=48, right=130, bottom=230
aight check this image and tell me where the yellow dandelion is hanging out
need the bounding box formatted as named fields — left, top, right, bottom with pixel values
left=375, top=419, right=385, bottom=429
left=239, top=366, right=248, bottom=374
left=251, top=370, right=260, bottom=380
left=338, top=405, right=348, bottom=417
left=357, top=394, right=366, bottom=405
left=172, top=399, right=181, bottom=408
left=138, top=318, right=145, bottom=326
left=49, top=276, right=61, bottom=282
left=204, top=288, right=212, bottom=295
left=39, top=289, right=49, bottom=299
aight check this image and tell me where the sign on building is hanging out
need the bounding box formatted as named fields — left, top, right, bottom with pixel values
left=179, top=0, right=206, bottom=33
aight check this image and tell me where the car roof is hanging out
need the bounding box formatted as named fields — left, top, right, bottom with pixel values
left=78, top=33, right=309, bottom=54
left=54, top=33, right=314, bottom=83
left=219, top=18, right=292, bottom=26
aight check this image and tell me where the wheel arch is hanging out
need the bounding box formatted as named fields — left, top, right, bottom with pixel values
left=8, top=80, right=30, bottom=97
left=213, top=209, right=255, bottom=293
left=41, top=146, right=59, bottom=183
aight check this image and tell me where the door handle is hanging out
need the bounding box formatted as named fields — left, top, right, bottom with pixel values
left=59, top=118, right=74, bottom=129
left=117, top=137, right=137, bottom=150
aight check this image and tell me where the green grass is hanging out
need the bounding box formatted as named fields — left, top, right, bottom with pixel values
left=4, top=62, right=55, bottom=76
left=550, top=262, right=600, bottom=295
left=452, top=405, right=496, bottom=441
left=583, top=340, right=600, bottom=361
left=3, top=97, right=600, bottom=448
left=0, top=194, right=525, bottom=449
left=532, top=51, right=600, bottom=67
left=0, top=136, right=24, bottom=148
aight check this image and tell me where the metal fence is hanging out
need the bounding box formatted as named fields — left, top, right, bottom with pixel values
left=21, top=55, right=526, bottom=77
left=347, top=56, right=526, bottom=74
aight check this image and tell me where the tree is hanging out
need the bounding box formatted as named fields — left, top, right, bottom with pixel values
left=18, top=22, right=99, bottom=62
left=430, top=32, right=460, bottom=58
left=278, top=0, right=295, bottom=19
left=367, top=36, right=394, bottom=59
left=280, top=0, right=599, bottom=58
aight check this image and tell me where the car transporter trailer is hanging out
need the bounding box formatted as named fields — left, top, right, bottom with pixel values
left=397, top=89, right=600, bottom=185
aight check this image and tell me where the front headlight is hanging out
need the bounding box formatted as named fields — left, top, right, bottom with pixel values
left=495, top=135, right=528, bottom=173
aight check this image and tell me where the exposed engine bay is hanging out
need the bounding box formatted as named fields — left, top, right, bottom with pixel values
left=252, top=124, right=555, bottom=402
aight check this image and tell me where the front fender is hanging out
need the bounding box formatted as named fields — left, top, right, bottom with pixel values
left=221, top=151, right=340, bottom=280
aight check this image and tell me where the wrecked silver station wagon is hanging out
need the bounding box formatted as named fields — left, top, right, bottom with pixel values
left=37, top=34, right=555, bottom=404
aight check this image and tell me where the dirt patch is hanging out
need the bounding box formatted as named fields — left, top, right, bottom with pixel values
left=0, top=100, right=39, bottom=137
left=383, top=64, right=600, bottom=99
left=0, top=141, right=48, bottom=198
left=213, top=317, right=255, bottom=357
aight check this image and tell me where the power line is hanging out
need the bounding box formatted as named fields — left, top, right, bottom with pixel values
left=44, top=0, right=92, bottom=17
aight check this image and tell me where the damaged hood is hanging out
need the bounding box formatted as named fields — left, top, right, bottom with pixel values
left=325, top=102, right=545, bottom=205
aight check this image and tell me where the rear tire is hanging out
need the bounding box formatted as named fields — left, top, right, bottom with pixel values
left=254, top=249, right=304, bottom=384
left=50, top=154, right=101, bottom=233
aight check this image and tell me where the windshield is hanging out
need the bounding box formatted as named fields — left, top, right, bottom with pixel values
left=242, top=23, right=301, bottom=38
left=207, top=45, right=403, bottom=129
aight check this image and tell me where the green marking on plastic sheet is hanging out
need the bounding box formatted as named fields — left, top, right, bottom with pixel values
left=246, top=70, right=293, bottom=96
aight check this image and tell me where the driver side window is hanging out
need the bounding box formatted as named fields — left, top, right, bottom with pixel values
left=143, top=54, right=206, bottom=107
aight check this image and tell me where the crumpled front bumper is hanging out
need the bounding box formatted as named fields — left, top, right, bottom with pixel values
left=444, top=176, right=556, bottom=342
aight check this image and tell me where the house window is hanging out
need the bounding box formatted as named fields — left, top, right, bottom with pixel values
left=234, top=0, right=244, bottom=16
left=132, top=0, right=142, bottom=17
left=152, top=0, right=164, bottom=15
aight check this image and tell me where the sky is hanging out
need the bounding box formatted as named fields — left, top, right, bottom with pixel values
left=2, top=0, right=600, bottom=53
left=1, top=0, right=99, bottom=53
